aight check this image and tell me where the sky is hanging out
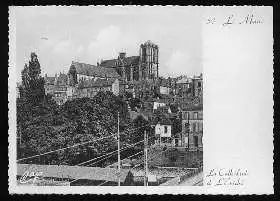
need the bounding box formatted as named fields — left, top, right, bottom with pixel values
left=14, top=6, right=203, bottom=81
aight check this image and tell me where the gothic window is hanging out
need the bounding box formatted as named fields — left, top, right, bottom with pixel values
left=184, top=112, right=189, bottom=120
left=164, top=126, right=168, bottom=133
left=126, top=67, right=130, bottom=81
left=194, top=136, right=198, bottom=147
left=133, top=66, right=139, bottom=81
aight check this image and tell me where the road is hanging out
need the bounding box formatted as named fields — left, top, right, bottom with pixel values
left=178, top=172, right=203, bottom=186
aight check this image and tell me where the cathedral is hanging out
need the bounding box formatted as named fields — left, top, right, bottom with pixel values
left=58, top=40, right=160, bottom=100
left=99, top=40, right=159, bottom=82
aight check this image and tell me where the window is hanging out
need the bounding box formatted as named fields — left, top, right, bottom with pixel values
left=192, top=123, right=196, bottom=133
left=184, top=112, right=189, bottom=120
left=194, top=112, right=198, bottom=120
left=164, top=126, right=168, bottom=133
left=162, top=137, right=169, bottom=143
left=185, top=123, right=190, bottom=133
left=194, top=136, right=198, bottom=147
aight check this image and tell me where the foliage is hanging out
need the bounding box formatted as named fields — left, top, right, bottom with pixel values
left=17, top=88, right=134, bottom=165
left=20, top=52, right=45, bottom=104
left=170, top=116, right=182, bottom=136
left=128, top=97, right=142, bottom=111
left=130, top=115, right=153, bottom=148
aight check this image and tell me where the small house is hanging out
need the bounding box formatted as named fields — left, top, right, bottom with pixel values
left=153, top=118, right=172, bottom=146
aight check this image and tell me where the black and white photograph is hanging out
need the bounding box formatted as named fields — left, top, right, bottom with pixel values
left=8, top=6, right=273, bottom=194
left=13, top=6, right=203, bottom=187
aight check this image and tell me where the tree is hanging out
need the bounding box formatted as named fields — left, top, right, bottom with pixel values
left=129, top=98, right=142, bottom=111
left=20, top=52, right=45, bottom=104
left=131, top=115, right=151, bottom=147
left=170, top=116, right=182, bottom=136
left=17, top=80, right=139, bottom=165
left=167, top=148, right=180, bottom=166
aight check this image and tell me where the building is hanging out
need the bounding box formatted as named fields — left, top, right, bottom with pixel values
left=153, top=118, right=172, bottom=146
left=68, top=61, right=121, bottom=85
left=154, top=105, right=172, bottom=114
left=44, top=61, right=123, bottom=103
left=67, top=77, right=120, bottom=99
left=44, top=73, right=68, bottom=105
left=68, top=61, right=124, bottom=99
left=44, top=40, right=161, bottom=103
left=192, top=74, right=203, bottom=97
left=176, top=76, right=192, bottom=97
left=157, top=77, right=176, bottom=95
left=159, top=78, right=171, bottom=95
left=175, top=74, right=203, bottom=98
left=132, top=79, right=158, bottom=99
left=100, top=40, right=159, bottom=82
left=181, top=104, right=203, bottom=151
left=176, top=75, right=202, bottom=97
left=153, top=101, right=166, bottom=111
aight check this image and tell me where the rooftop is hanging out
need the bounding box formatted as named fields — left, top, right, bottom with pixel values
left=71, top=61, right=120, bottom=78
left=100, top=56, right=140, bottom=68
left=176, top=77, right=192, bottom=84
left=153, top=117, right=172, bottom=126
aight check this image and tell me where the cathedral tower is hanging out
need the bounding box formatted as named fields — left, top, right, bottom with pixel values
left=139, top=40, right=159, bottom=80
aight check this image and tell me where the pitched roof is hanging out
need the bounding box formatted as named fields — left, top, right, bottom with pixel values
left=129, top=111, right=149, bottom=121
left=100, top=59, right=117, bottom=68
left=125, top=56, right=140, bottom=66
left=17, top=164, right=130, bottom=182
left=159, top=78, right=171, bottom=87
left=193, top=74, right=203, bottom=80
left=100, top=56, right=140, bottom=68
left=176, top=77, right=192, bottom=84
left=71, top=61, right=120, bottom=78
left=152, top=116, right=172, bottom=126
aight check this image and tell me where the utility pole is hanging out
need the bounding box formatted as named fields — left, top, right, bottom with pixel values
left=18, top=125, right=22, bottom=148
left=117, top=112, right=121, bottom=186
left=187, top=112, right=190, bottom=151
left=144, top=130, right=148, bottom=186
